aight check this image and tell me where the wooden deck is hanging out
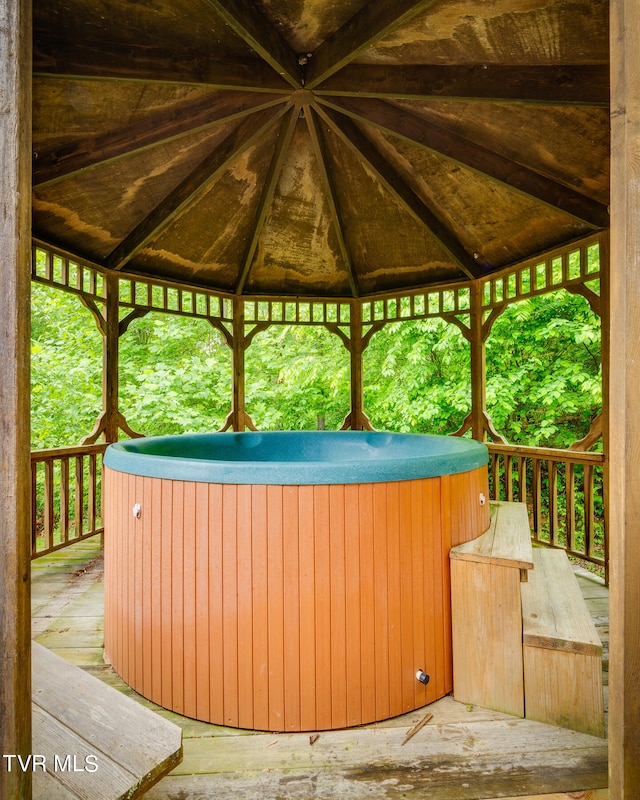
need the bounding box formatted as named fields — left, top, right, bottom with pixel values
left=32, top=538, right=609, bottom=800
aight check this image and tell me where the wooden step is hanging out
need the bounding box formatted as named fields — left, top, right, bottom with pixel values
left=31, top=642, right=183, bottom=799
left=450, top=501, right=533, bottom=716
left=520, top=548, right=605, bottom=737
left=450, top=500, right=533, bottom=571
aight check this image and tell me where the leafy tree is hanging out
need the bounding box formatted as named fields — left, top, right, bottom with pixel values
left=363, top=319, right=470, bottom=434
left=31, top=282, right=601, bottom=450
left=485, top=290, right=601, bottom=448
left=119, top=314, right=232, bottom=435
left=31, top=283, right=102, bottom=448
left=245, top=325, right=350, bottom=430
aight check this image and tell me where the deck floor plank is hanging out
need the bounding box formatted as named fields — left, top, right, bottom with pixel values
left=32, top=538, right=608, bottom=800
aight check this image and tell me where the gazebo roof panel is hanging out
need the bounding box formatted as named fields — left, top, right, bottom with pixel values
left=359, top=0, right=610, bottom=66
left=32, top=126, right=243, bottom=258
left=32, top=80, right=223, bottom=154
left=33, top=0, right=254, bottom=59
left=391, top=100, right=611, bottom=203
left=31, top=0, right=610, bottom=299
left=367, top=128, right=598, bottom=270
left=255, top=0, right=371, bottom=53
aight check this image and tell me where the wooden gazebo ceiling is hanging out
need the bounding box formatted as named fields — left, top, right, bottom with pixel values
left=32, top=0, right=610, bottom=299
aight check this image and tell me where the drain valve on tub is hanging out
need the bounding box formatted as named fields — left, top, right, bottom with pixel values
left=132, top=503, right=142, bottom=519
left=415, top=669, right=430, bottom=685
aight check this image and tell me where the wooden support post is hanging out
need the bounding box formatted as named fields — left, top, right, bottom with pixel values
left=103, top=273, right=120, bottom=443
left=469, top=281, right=486, bottom=442
left=0, top=0, right=32, bottom=797
left=231, top=296, right=248, bottom=431
left=608, top=1, right=640, bottom=793
left=341, top=301, right=373, bottom=430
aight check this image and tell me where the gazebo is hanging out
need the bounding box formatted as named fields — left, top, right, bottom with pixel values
left=1, top=0, right=638, bottom=796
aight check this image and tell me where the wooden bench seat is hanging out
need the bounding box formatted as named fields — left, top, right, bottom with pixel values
left=521, top=547, right=605, bottom=737
left=31, top=642, right=182, bottom=799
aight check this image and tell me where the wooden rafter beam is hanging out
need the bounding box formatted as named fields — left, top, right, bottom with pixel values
left=305, top=0, right=439, bottom=89
left=320, top=96, right=610, bottom=228
left=201, top=0, right=302, bottom=88
left=305, top=107, right=360, bottom=297
left=235, top=107, right=298, bottom=294
left=33, top=39, right=292, bottom=93
left=314, top=105, right=482, bottom=280
left=314, top=64, right=610, bottom=106
left=33, top=93, right=287, bottom=187
left=105, top=104, right=291, bottom=271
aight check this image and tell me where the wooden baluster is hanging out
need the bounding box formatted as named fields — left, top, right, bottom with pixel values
left=584, top=463, right=595, bottom=559
left=549, top=460, right=559, bottom=547
left=517, top=456, right=527, bottom=503
left=31, top=460, right=38, bottom=557
left=505, top=454, right=514, bottom=501
left=75, top=455, right=85, bottom=539
left=60, top=457, right=70, bottom=544
left=566, top=462, right=576, bottom=553
left=43, top=459, right=55, bottom=552
left=532, top=458, right=542, bottom=539
left=88, top=453, right=97, bottom=533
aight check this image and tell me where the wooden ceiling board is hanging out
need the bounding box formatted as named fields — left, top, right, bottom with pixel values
left=255, top=0, right=370, bottom=52
left=31, top=0, right=611, bottom=299
left=321, top=125, right=468, bottom=292
left=32, top=81, right=219, bottom=154
left=33, top=127, right=241, bottom=256
left=368, top=129, right=592, bottom=271
left=126, top=135, right=282, bottom=291
left=392, top=100, right=610, bottom=203
left=244, top=117, right=351, bottom=295
left=33, top=0, right=250, bottom=59
left=360, top=0, right=609, bottom=66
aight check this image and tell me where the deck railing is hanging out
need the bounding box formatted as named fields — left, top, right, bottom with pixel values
left=30, top=441, right=608, bottom=580
left=487, top=442, right=606, bottom=580
left=31, top=443, right=107, bottom=559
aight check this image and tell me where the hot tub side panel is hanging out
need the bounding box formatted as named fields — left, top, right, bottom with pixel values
left=104, top=465, right=489, bottom=731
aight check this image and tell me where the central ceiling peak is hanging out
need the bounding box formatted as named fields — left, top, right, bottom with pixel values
left=291, top=89, right=315, bottom=107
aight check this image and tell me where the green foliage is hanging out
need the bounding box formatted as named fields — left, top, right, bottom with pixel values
left=363, top=319, right=470, bottom=433
left=119, top=314, right=232, bottom=435
left=245, top=326, right=350, bottom=430
left=486, top=291, right=601, bottom=448
left=31, top=283, right=102, bottom=449
left=31, top=283, right=602, bottom=450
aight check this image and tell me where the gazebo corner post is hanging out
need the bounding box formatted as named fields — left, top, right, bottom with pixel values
left=0, top=0, right=32, bottom=796
left=469, top=280, right=487, bottom=443
left=231, top=296, right=248, bottom=432
left=103, top=273, right=121, bottom=444
left=342, top=300, right=373, bottom=431
left=79, top=272, right=122, bottom=445
left=608, top=0, right=640, bottom=793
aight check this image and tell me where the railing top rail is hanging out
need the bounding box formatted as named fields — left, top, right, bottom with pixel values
left=486, top=442, right=605, bottom=464
left=31, top=443, right=108, bottom=461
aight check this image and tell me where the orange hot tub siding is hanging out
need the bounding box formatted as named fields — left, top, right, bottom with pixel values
left=103, top=465, right=489, bottom=732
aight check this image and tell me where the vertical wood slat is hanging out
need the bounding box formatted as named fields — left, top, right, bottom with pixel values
left=584, top=464, right=595, bottom=558
left=549, top=459, right=559, bottom=547
left=75, top=455, right=84, bottom=537
left=329, top=484, right=348, bottom=729
left=31, top=462, right=38, bottom=556
left=59, top=457, right=70, bottom=543
left=43, top=460, right=54, bottom=552
left=103, top=466, right=489, bottom=732
left=87, top=453, right=97, bottom=533
left=505, top=454, right=514, bottom=501
left=314, top=485, right=332, bottom=731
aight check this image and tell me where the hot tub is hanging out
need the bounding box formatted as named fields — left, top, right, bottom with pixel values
left=103, top=431, right=489, bottom=732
